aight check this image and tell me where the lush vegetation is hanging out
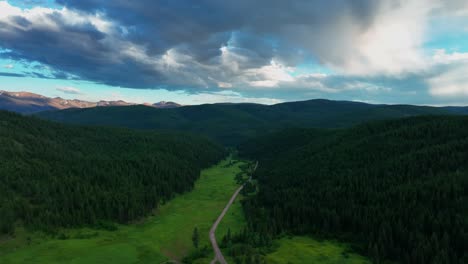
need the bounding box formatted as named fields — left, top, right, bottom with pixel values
left=0, top=159, right=244, bottom=263
left=0, top=110, right=225, bottom=235
left=266, top=236, right=370, bottom=264
left=5, top=100, right=468, bottom=264
left=240, top=116, right=468, bottom=264
left=186, top=161, right=370, bottom=264
left=37, top=99, right=455, bottom=146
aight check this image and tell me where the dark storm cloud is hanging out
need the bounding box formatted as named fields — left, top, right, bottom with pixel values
left=9, top=16, right=32, bottom=27
left=176, top=32, right=231, bottom=63
left=0, top=71, right=25, bottom=77
left=0, top=7, right=168, bottom=88
left=55, top=0, right=380, bottom=63
left=0, top=0, right=386, bottom=89
left=2, top=0, right=466, bottom=107
left=57, top=0, right=246, bottom=59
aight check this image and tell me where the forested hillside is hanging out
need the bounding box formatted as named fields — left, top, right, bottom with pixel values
left=0, top=111, right=225, bottom=234
left=37, top=99, right=456, bottom=146
left=240, top=116, right=468, bottom=264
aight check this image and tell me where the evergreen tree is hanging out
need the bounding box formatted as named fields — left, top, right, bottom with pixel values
left=240, top=116, right=468, bottom=264
left=0, top=111, right=226, bottom=234
left=192, top=227, right=199, bottom=249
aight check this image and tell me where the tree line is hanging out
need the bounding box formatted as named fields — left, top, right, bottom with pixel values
left=0, top=111, right=226, bottom=234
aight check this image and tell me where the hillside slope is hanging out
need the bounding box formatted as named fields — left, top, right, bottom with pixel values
left=0, top=111, right=225, bottom=234
left=240, top=116, right=468, bottom=264
left=37, top=99, right=455, bottom=145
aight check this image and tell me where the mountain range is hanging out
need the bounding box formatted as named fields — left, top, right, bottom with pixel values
left=37, top=98, right=468, bottom=145
left=3, top=90, right=468, bottom=145
left=0, top=90, right=180, bottom=114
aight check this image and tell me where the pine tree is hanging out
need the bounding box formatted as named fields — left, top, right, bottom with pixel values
left=227, top=228, right=232, bottom=241
left=192, top=227, right=199, bottom=249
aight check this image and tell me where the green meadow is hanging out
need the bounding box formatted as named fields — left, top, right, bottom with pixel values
left=0, top=159, right=244, bottom=264
left=1, top=158, right=371, bottom=264
left=266, top=237, right=370, bottom=264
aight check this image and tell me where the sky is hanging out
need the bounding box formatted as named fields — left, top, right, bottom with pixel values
left=0, top=0, right=468, bottom=105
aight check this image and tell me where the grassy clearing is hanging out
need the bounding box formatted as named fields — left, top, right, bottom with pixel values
left=189, top=162, right=248, bottom=264
left=266, top=236, right=370, bottom=264
left=0, top=159, right=244, bottom=264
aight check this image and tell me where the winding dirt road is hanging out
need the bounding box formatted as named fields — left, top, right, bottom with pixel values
left=209, top=184, right=244, bottom=264
left=209, top=162, right=257, bottom=264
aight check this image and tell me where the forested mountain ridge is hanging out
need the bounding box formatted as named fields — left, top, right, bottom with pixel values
left=37, top=99, right=465, bottom=146
left=0, top=111, right=225, bottom=235
left=240, top=116, right=468, bottom=264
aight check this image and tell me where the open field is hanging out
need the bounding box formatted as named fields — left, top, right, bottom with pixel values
left=0, top=159, right=244, bottom=264
left=266, top=236, right=370, bottom=264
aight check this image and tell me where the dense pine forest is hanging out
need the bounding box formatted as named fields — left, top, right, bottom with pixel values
left=0, top=111, right=225, bottom=235
left=240, top=116, right=468, bottom=264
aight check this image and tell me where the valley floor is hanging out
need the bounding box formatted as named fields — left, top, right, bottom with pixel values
left=0, top=159, right=244, bottom=264
left=0, top=158, right=371, bottom=264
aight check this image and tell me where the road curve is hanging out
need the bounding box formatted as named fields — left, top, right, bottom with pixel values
left=210, top=162, right=258, bottom=264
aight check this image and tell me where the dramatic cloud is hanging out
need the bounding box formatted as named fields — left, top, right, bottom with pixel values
left=0, top=0, right=467, bottom=104
left=0, top=1, right=168, bottom=88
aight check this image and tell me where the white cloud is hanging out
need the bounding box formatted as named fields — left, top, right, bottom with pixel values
left=336, top=0, right=432, bottom=76
left=245, top=61, right=294, bottom=88
left=273, top=0, right=442, bottom=77
left=0, top=1, right=21, bottom=18
left=56, top=86, right=83, bottom=95
left=343, top=82, right=392, bottom=92
left=296, top=73, right=328, bottom=79
left=160, top=49, right=184, bottom=69
left=425, top=49, right=468, bottom=98
left=217, top=81, right=232, bottom=88
left=432, top=49, right=468, bottom=64
left=0, top=1, right=114, bottom=34
left=276, top=75, right=393, bottom=95
left=188, top=90, right=282, bottom=105
left=273, top=0, right=467, bottom=78
left=441, top=0, right=468, bottom=17
left=428, top=64, right=468, bottom=97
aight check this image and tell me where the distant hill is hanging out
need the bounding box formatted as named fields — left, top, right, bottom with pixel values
left=37, top=99, right=465, bottom=145
left=0, top=90, right=181, bottom=114
left=152, top=101, right=181, bottom=108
